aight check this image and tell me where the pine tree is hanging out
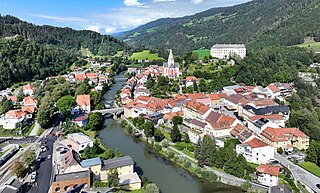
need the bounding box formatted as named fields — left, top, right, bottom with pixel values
left=170, top=124, right=181, bottom=143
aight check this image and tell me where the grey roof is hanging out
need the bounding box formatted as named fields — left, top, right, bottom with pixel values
left=269, top=184, right=293, bottom=193
left=119, top=172, right=141, bottom=185
left=55, top=170, right=90, bottom=182
left=0, top=186, right=18, bottom=193
left=80, top=157, right=101, bottom=168
left=190, top=119, right=207, bottom=128
left=163, top=62, right=179, bottom=68
left=244, top=105, right=289, bottom=115
left=102, top=156, right=134, bottom=171
left=211, top=44, right=246, bottom=49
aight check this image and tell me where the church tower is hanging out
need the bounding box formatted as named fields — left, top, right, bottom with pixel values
left=162, top=49, right=180, bottom=78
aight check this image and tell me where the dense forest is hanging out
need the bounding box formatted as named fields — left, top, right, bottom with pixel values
left=0, top=15, right=127, bottom=56
left=119, top=0, right=320, bottom=54
left=0, top=36, right=77, bottom=89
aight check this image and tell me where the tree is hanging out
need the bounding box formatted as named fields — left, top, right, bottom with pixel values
left=170, top=124, right=181, bottom=143
left=90, top=91, right=104, bottom=110
left=157, top=76, right=169, bottom=87
left=87, top=112, right=103, bottom=130
left=81, top=146, right=98, bottom=159
left=37, top=95, right=56, bottom=128
left=154, top=130, right=165, bottom=142
left=172, top=116, right=183, bottom=125
left=145, top=183, right=160, bottom=193
left=22, top=150, right=36, bottom=166
left=183, top=132, right=191, bottom=143
left=199, top=79, right=207, bottom=92
left=16, top=89, right=24, bottom=102
left=195, top=135, right=216, bottom=166
left=56, top=95, right=76, bottom=115
left=132, top=117, right=145, bottom=128
left=277, top=147, right=284, bottom=154
left=11, top=160, right=27, bottom=178
left=142, top=121, right=155, bottom=137
left=193, top=80, right=198, bottom=92
left=305, top=140, right=320, bottom=165
left=75, top=81, right=91, bottom=96
left=107, top=169, right=119, bottom=188
left=0, top=97, right=13, bottom=114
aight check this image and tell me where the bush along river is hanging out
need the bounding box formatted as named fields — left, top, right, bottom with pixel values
left=98, top=73, right=244, bottom=193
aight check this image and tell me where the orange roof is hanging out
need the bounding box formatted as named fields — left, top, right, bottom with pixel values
left=76, top=95, right=91, bottom=106
left=75, top=74, right=86, bottom=81
left=22, top=106, right=36, bottom=114
left=230, top=123, right=247, bottom=136
left=256, top=164, right=280, bottom=176
left=7, top=95, right=17, bottom=102
left=208, top=93, right=228, bottom=100
left=164, top=111, right=184, bottom=120
left=6, top=110, right=27, bottom=119
left=245, top=138, right=268, bottom=148
left=250, top=99, right=278, bottom=107
left=23, top=96, right=37, bottom=105
left=136, top=96, right=151, bottom=103
left=205, top=111, right=236, bottom=130
left=267, top=84, right=280, bottom=93
left=249, top=114, right=283, bottom=121
left=185, top=93, right=208, bottom=100
left=173, top=94, right=189, bottom=100
left=261, top=127, right=309, bottom=143
left=186, top=76, right=198, bottom=81
left=183, top=100, right=210, bottom=115
left=85, top=73, right=98, bottom=79
left=23, top=84, right=34, bottom=91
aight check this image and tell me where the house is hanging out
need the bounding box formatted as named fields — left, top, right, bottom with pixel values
left=23, top=96, right=37, bottom=107
left=21, top=106, right=36, bottom=118
left=119, top=173, right=142, bottom=190
left=52, top=170, right=90, bottom=193
left=188, top=129, right=204, bottom=144
left=242, top=105, right=290, bottom=120
left=0, top=177, right=23, bottom=193
left=22, top=84, right=35, bottom=96
left=204, top=111, right=239, bottom=138
left=236, top=138, right=275, bottom=164
left=208, top=93, right=227, bottom=106
left=185, top=119, right=207, bottom=143
left=80, top=157, right=102, bottom=180
left=269, top=184, right=293, bottom=193
left=265, top=84, right=281, bottom=99
left=182, top=100, right=210, bottom=120
left=221, top=94, right=248, bottom=111
left=230, top=123, right=255, bottom=143
left=210, top=44, right=246, bottom=59
left=247, top=117, right=282, bottom=135
left=185, top=76, right=198, bottom=87
left=76, top=95, right=91, bottom=113
left=261, top=127, right=309, bottom=150
left=60, top=150, right=85, bottom=173
left=72, top=115, right=88, bottom=127
left=67, top=132, right=94, bottom=153
left=256, top=164, right=280, bottom=187
left=0, top=110, right=27, bottom=129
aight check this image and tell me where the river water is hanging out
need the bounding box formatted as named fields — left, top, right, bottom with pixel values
left=99, top=73, right=244, bottom=193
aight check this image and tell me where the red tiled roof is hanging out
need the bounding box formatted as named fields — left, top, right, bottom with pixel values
left=249, top=114, right=284, bottom=121
left=186, top=76, right=198, bottom=81
left=164, top=111, right=184, bottom=120
left=23, top=84, right=34, bottom=91
left=245, top=138, right=268, bottom=148
left=261, top=127, right=309, bottom=143
left=267, top=84, right=280, bottom=93
left=205, top=111, right=236, bottom=130
left=7, top=95, right=17, bottom=102
left=250, top=99, right=278, bottom=107
left=190, top=119, right=207, bottom=128
left=22, top=106, right=36, bottom=114
left=256, top=164, right=280, bottom=176
left=208, top=93, right=228, bottom=100
left=74, top=115, right=88, bottom=122
left=76, top=95, right=91, bottom=106
left=23, top=96, right=37, bottom=105
left=6, top=110, right=27, bottom=119
left=230, top=123, right=247, bottom=136
left=183, top=100, right=210, bottom=115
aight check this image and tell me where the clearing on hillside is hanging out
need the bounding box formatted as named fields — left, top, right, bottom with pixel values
left=129, top=50, right=161, bottom=61
left=193, top=49, right=210, bottom=59
left=297, top=42, right=320, bottom=53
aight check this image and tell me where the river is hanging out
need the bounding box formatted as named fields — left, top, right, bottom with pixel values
left=99, top=73, right=244, bottom=193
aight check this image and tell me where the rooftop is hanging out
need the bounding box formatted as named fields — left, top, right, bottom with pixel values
left=68, top=132, right=93, bottom=145
left=80, top=157, right=102, bottom=168
left=211, top=44, right=246, bottom=49
left=119, top=172, right=141, bottom=185
left=256, top=164, right=280, bottom=177
left=245, top=138, right=269, bottom=148
left=55, top=170, right=90, bottom=182
left=102, top=156, right=134, bottom=171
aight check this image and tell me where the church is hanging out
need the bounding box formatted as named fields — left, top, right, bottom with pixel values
left=162, top=49, right=180, bottom=78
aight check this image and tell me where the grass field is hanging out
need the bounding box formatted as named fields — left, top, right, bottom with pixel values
left=193, top=49, right=210, bottom=59
left=297, top=42, right=320, bottom=52
left=299, top=162, right=320, bottom=177
left=129, top=50, right=161, bottom=61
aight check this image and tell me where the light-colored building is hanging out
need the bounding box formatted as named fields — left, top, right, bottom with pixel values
left=182, top=100, right=211, bottom=120
left=22, top=84, right=35, bottom=96
left=76, top=95, right=91, bottom=113
left=236, top=138, right=274, bottom=164
left=67, top=132, right=94, bottom=153
left=210, top=44, right=246, bottom=59
left=256, top=164, right=280, bottom=187
left=162, top=49, right=180, bottom=78
left=0, top=110, right=26, bottom=129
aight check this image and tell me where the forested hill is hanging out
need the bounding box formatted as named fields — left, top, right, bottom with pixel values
left=0, top=36, right=77, bottom=89
left=119, top=0, right=320, bottom=53
left=0, top=15, right=127, bottom=56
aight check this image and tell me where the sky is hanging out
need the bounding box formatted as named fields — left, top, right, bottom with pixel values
left=0, top=0, right=250, bottom=34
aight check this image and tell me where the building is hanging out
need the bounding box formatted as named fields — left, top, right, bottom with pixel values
left=185, top=76, right=198, bottom=87
left=72, top=115, right=88, bottom=127
left=23, top=96, right=37, bottom=107
left=0, top=177, right=23, bottom=193
left=52, top=170, right=90, bottom=193
left=210, top=44, right=246, bottom=59
left=182, top=100, right=210, bottom=120
left=162, top=49, right=180, bottom=78
left=76, top=95, right=91, bottom=113
left=67, top=132, right=94, bottom=153
left=0, top=110, right=26, bottom=129
left=256, top=164, right=280, bottom=187
left=236, top=138, right=274, bottom=164
left=269, top=184, right=293, bottom=193
left=261, top=127, right=309, bottom=150
left=22, top=84, right=35, bottom=96
left=230, top=123, right=255, bottom=143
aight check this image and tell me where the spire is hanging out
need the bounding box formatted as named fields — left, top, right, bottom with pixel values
left=168, top=49, right=175, bottom=67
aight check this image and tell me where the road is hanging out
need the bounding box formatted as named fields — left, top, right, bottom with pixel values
left=275, top=153, right=320, bottom=192
left=28, top=134, right=57, bottom=193
left=29, top=122, right=40, bottom=137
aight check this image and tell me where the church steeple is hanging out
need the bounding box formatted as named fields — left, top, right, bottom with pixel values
left=168, top=49, right=175, bottom=67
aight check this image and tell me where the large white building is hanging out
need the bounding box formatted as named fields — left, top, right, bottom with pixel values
left=210, top=44, right=246, bottom=59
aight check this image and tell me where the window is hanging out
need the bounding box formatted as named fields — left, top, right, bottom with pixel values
left=55, top=187, right=61, bottom=192
left=64, top=186, right=70, bottom=191
left=73, top=184, right=78, bottom=188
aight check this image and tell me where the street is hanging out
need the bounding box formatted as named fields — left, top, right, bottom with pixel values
left=275, top=153, right=320, bottom=192
left=28, top=133, right=57, bottom=193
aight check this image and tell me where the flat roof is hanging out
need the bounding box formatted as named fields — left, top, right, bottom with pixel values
left=119, top=172, right=141, bottom=185
left=80, top=157, right=101, bottom=168
left=68, top=132, right=92, bottom=144
left=55, top=170, right=90, bottom=182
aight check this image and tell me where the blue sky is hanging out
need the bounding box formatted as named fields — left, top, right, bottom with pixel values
left=0, top=0, right=250, bottom=34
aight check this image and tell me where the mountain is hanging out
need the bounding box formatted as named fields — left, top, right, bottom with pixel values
left=0, top=15, right=127, bottom=56
left=119, top=0, right=320, bottom=53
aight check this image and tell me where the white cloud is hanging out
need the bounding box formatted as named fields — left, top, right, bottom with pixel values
left=29, top=0, right=250, bottom=34
left=191, top=0, right=203, bottom=5
left=124, top=0, right=144, bottom=7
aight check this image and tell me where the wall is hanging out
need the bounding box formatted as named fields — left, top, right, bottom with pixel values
left=52, top=177, right=90, bottom=193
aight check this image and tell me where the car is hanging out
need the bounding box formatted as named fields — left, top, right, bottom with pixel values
left=36, top=156, right=41, bottom=162
left=316, top=184, right=320, bottom=189
left=47, top=155, right=52, bottom=159
left=31, top=171, right=37, bottom=178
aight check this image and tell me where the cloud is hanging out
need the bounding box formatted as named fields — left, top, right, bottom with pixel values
left=153, top=0, right=176, bottom=2
left=124, top=0, right=144, bottom=7
left=191, top=0, right=203, bottom=4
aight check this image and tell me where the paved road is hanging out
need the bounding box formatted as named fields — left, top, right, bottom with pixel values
left=29, top=122, right=40, bottom=137
left=28, top=134, right=57, bottom=193
left=275, top=153, right=320, bottom=192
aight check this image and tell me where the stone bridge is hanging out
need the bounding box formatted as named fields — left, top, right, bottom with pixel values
left=91, top=108, right=124, bottom=115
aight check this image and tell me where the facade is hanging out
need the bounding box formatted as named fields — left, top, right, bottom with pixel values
left=22, top=84, right=35, bottom=96
left=210, top=44, right=246, bottom=59
left=52, top=170, right=90, bottom=193
left=256, top=164, right=280, bottom=187
left=162, top=49, right=180, bottom=78
left=67, top=132, right=94, bottom=153
left=76, top=95, right=91, bottom=113
left=236, top=138, right=275, bottom=164
left=182, top=100, right=210, bottom=120
left=0, top=110, right=26, bottom=129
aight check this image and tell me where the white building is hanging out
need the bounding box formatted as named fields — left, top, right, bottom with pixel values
left=256, top=164, right=280, bottom=187
left=67, top=132, right=94, bottom=153
left=210, top=44, right=246, bottom=59
left=236, top=138, right=274, bottom=164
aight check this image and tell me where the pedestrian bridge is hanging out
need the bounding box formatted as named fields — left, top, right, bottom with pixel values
left=92, top=108, right=124, bottom=115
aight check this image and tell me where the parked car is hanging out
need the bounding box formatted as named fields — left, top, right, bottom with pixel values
left=47, top=155, right=52, bottom=159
